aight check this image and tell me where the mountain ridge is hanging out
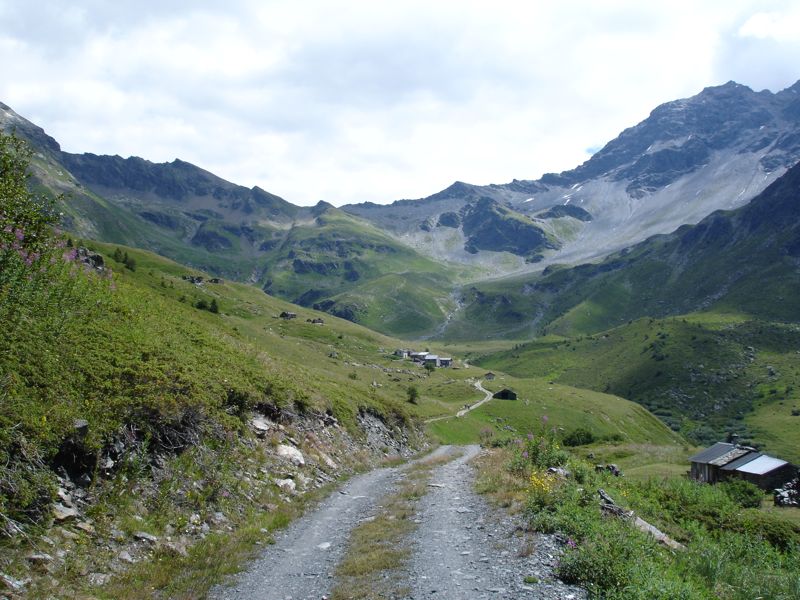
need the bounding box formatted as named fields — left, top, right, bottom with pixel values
left=344, top=79, right=800, bottom=271
left=2, top=79, right=800, bottom=337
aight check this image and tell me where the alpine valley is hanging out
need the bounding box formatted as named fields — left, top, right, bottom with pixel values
left=3, top=78, right=800, bottom=598
left=3, top=80, right=800, bottom=443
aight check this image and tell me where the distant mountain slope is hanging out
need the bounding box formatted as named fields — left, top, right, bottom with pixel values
left=443, top=159, right=800, bottom=340
left=0, top=103, right=464, bottom=338
left=344, top=80, right=800, bottom=272
left=3, top=79, right=799, bottom=339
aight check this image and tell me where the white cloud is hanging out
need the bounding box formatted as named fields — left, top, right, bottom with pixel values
left=0, top=0, right=798, bottom=206
left=738, top=6, right=800, bottom=41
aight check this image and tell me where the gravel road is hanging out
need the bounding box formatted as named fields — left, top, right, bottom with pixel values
left=210, top=445, right=585, bottom=600
left=209, top=446, right=453, bottom=600
left=404, top=445, right=586, bottom=600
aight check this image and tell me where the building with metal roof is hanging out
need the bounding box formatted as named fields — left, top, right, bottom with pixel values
left=689, top=443, right=741, bottom=483
left=733, top=455, right=795, bottom=489
left=720, top=452, right=761, bottom=472
left=690, top=442, right=796, bottom=489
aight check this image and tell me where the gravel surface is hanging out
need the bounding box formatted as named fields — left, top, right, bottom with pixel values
left=209, top=446, right=453, bottom=600
left=404, top=445, right=587, bottom=600
left=210, top=445, right=586, bottom=600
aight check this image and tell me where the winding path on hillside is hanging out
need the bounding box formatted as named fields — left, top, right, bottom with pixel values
left=426, top=379, right=494, bottom=424
left=457, top=380, right=494, bottom=417
left=210, top=444, right=585, bottom=600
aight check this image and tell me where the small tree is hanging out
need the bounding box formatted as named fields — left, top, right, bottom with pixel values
left=123, top=255, right=136, bottom=271
left=424, top=362, right=435, bottom=374
left=407, top=385, right=419, bottom=404
left=209, top=298, right=219, bottom=313
left=195, top=298, right=208, bottom=310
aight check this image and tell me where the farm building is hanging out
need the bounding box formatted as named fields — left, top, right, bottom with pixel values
left=279, top=311, right=297, bottom=320
left=484, top=372, right=496, bottom=381
left=394, top=349, right=410, bottom=358
left=424, top=355, right=440, bottom=367
left=439, top=357, right=453, bottom=367
left=689, top=442, right=796, bottom=489
left=492, top=388, right=517, bottom=400
left=728, top=455, right=795, bottom=490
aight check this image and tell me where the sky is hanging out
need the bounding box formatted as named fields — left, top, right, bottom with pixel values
left=1, top=1, right=799, bottom=207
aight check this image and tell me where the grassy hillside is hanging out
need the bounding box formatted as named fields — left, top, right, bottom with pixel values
left=428, top=375, right=684, bottom=449
left=477, top=313, right=800, bottom=459
left=260, top=207, right=467, bottom=338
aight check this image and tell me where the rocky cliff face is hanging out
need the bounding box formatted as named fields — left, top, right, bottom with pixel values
left=344, top=80, right=800, bottom=272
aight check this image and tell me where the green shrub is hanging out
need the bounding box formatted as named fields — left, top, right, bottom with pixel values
left=734, top=510, right=800, bottom=550
left=406, top=385, right=419, bottom=404
left=563, top=427, right=595, bottom=446
left=508, top=416, right=569, bottom=474
left=556, top=520, right=643, bottom=592
left=719, top=478, right=763, bottom=509
left=515, top=449, right=800, bottom=598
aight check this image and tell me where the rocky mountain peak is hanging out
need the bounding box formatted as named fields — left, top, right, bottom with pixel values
left=0, top=102, right=62, bottom=155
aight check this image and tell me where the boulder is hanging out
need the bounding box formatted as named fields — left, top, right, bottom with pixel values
left=277, top=444, right=305, bottom=466
left=0, top=572, right=28, bottom=591
left=87, top=573, right=111, bottom=586
left=73, top=419, right=89, bottom=437
left=251, top=416, right=272, bottom=438
left=133, top=531, right=158, bottom=544
left=26, top=553, right=53, bottom=565
left=316, top=450, right=338, bottom=471
left=159, top=540, right=189, bottom=557
left=53, top=502, right=78, bottom=521
left=275, top=478, right=297, bottom=493
left=75, top=521, right=95, bottom=534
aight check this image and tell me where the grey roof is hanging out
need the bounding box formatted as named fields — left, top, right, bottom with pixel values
left=709, top=447, right=753, bottom=467
left=721, top=452, right=761, bottom=471
left=736, top=455, right=789, bottom=475
left=689, top=442, right=735, bottom=464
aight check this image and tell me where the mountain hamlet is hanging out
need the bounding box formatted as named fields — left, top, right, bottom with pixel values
left=1, top=80, right=800, bottom=598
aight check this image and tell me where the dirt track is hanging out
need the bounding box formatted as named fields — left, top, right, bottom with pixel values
left=210, top=445, right=585, bottom=600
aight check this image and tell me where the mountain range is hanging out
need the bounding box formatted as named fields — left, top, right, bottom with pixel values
left=2, top=79, right=799, bottom=339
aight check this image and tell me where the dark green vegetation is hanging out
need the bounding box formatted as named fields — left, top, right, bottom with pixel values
left=477, top=433, right=800, bottom=599
left=477, top=315, right=800, bottom=455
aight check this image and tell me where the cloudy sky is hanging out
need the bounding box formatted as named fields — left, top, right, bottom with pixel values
left=1, top=1, right=799, bottom=206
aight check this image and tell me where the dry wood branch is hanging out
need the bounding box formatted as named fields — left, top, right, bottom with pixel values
left=598, top=488, right=685, bottom=551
